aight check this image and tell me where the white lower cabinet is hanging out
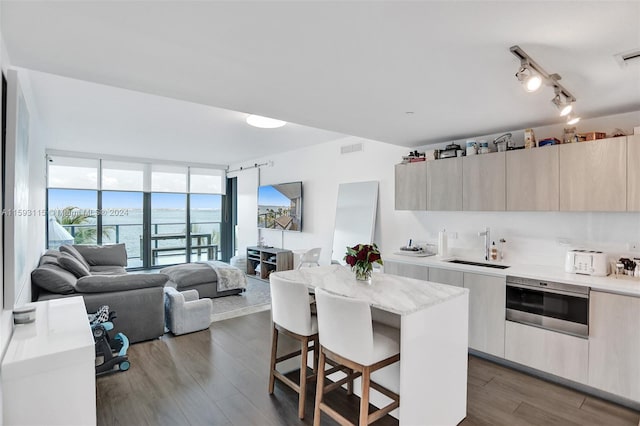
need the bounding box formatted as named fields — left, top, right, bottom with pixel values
left=428, top=267, right=463, bottom=287
left=588, top=291, right=640, bottom=402
left=383, top=260, right=428, bottom=280
left=505, top=321, right=588, bottom=384
left=463, top=273, right=505, bottom=357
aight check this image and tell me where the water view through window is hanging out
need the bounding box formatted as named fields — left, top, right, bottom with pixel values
left=48, top=189, right=222, bottom=268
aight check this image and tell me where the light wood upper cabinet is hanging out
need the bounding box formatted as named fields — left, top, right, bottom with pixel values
left=506, top=146, right=559, bottom=211
left=588, top=291, right=640, bottom=402
left=395, top=162, right=427, bottom=210
left=559, top=137, right=627, bottom=211
left=462, top=152, right=506, bottom=211
left=628, top=135, right=640, bottom=211
left=427, top=157, right=463, bottom=210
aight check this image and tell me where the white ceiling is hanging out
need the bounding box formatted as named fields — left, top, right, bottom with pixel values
left=2, top=1, right=640, bottom=162
left=24, top=70, right=345, bottom=165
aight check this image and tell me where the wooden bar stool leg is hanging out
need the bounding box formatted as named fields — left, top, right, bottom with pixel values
left=313, top=336, right=319, bottom=373
left=359, top=367, right=371, bottom=426
left=298, top=336, right=309, bottom=419
left=268, top=325, right=278, bottom=394
left=313, top=349, right=326, bottom=426
left=347, top=367, right=354, bottom=395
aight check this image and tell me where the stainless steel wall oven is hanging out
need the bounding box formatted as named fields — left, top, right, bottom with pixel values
left=506, top=276, right=589, bottom=338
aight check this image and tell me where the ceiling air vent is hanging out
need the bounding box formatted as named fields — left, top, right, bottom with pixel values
left=614, top=49, right=640, bottom=68
left=340, top=143, right=363, bottom=154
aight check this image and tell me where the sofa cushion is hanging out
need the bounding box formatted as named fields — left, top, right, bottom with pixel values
left=31, top=264, right=77, bottom=294
left=58, top=252, right=91, bottom=278
left=72, top=244, right=127, bottom=267
left=75, top=273, right=168, bottom=293
left=39, top=249, right=63, bottom=267
left=59, top=245, right=91, bottom=269
left=89, top=265, right=128, bottom=275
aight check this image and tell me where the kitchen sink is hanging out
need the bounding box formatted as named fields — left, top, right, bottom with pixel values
left=446, top=259, right=510, bottom=269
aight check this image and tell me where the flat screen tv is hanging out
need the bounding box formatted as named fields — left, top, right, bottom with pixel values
left=258, top=181, right=302, bottom=231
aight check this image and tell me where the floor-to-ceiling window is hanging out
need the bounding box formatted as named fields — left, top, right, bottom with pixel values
left=46, top=154, right=229, bottom=269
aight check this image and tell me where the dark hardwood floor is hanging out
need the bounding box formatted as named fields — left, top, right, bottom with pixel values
left=96, top=311, right=640, bottom=426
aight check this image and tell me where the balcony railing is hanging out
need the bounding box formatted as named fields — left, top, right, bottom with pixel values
left=54, top=221, right=221, bottom=267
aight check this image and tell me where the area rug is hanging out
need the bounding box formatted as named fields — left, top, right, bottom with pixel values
left=210, top=276, right=271, bottom=322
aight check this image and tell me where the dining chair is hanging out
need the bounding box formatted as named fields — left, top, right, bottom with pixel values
left=269, top=274, right=319, bottom=419
left=313, top=287, right=400, bottom=426
left=297, top=247, right=322, bottom=269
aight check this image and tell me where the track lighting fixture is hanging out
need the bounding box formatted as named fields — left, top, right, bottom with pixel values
left=516, top=62, right=543, bottom=92
left=510, top=45, right=579, bottom=121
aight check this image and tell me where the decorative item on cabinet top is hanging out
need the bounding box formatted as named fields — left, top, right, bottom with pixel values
left=401, top=150, right=426, bottom=163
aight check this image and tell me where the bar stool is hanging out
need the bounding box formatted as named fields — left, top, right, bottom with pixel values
left=313, top=288, right=400, bottom=426
left=269, top=275, right=319, bottom=419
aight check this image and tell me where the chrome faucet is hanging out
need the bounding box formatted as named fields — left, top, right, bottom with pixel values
left=478, top=227, right=490, bottom=261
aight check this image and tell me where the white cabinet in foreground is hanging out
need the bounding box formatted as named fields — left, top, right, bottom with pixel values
left=2, top=296, right=96, bottom=425
left=588, top=291, right=640, bottom=402
left=505, top=321, right=588, bottom=384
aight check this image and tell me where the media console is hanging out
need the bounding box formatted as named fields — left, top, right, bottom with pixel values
left=246, top=246, right=293, bottom=280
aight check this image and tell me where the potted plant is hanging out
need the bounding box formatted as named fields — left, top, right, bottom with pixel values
left=344, top=243, right=383, bottom=283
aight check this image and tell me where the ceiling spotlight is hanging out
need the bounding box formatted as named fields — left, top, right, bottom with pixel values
left=566, top=114, right=581, bottom=125
left=552, top=89, right=574, bottom=117
left=246, top=114, right=287, bottom=129
left=516, top=64, right=543, bottom=92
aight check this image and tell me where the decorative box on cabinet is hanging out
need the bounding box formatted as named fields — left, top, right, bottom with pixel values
left=395, top=162, right=427, bottom=210
left=246, top=246, right=293, bottom=280
left=2, top=297, right=96, bottom=425
left=559, top=137, right=627, bottom=211
left=462, top=152, right=506, bottom=211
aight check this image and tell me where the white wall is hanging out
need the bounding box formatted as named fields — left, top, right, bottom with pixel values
left=232, top=111, right=640, bottom=269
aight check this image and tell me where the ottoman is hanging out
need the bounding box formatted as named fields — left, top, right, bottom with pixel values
left=161, top=261, right=246, bottom=299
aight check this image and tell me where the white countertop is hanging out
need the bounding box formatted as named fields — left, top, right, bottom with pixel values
left=385, top=253, right=640, bottom=297
left=272, top=264, right=468, bottom=316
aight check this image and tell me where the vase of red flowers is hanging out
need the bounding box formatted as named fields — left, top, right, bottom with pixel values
left=344, top=243, right=383, bottom=283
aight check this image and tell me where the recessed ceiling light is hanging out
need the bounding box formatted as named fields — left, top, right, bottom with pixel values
left=246, top=114, right=287, bottom=129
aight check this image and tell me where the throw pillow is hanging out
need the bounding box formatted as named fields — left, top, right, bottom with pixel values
left=58, top=252, right=91, bottom=278
left=59, top=244, right=91, bottom=270
left=30, top=264, right=77, bottom=294
left=73, top=244, right=127, bottom=267
left=39, top=249, right=62, bottom=267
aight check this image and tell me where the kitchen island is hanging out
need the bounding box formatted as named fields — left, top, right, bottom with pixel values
left=272, top=264, right=469, bottom=426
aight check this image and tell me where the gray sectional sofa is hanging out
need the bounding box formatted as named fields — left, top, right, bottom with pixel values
left=31, top=244, right=167, bottom=343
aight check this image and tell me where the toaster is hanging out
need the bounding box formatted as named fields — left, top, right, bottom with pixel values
left=565, top=250, right=609, bottom=276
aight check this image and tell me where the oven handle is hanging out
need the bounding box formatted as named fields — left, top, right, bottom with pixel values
left=506, top=282, right=589, bottom=299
